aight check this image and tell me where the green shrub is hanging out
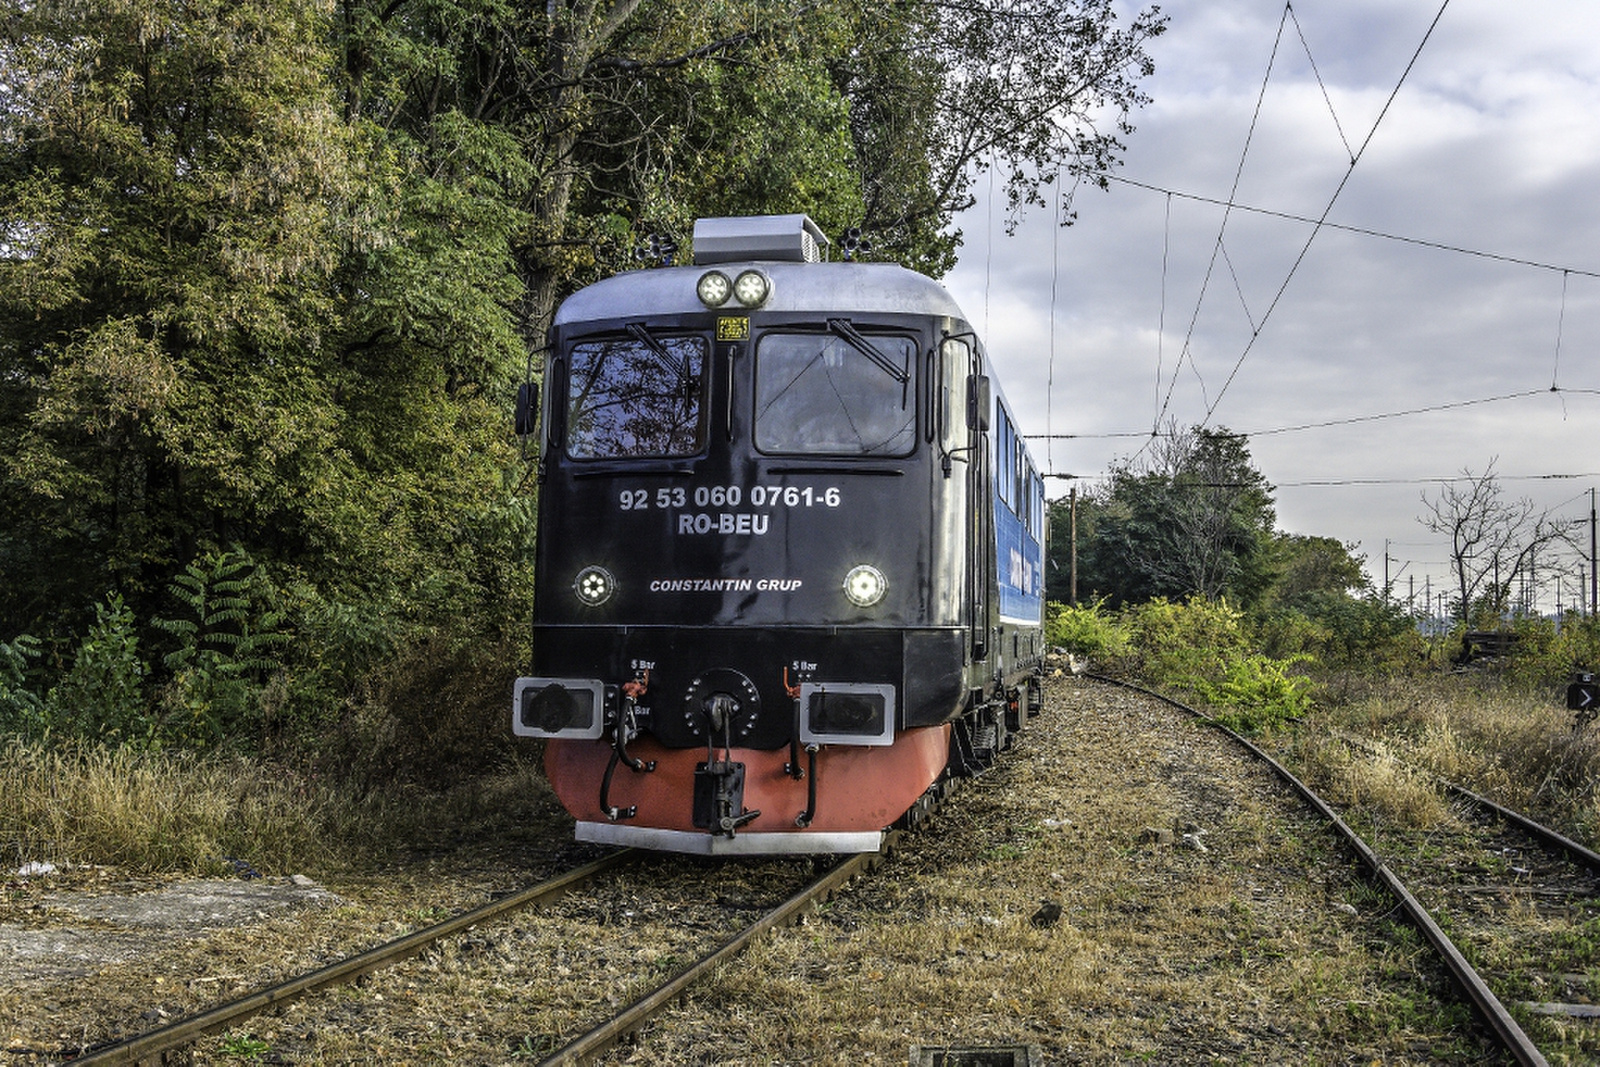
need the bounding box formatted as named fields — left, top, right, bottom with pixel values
left=1120, top=596, right=1315, bottom=731
left=1193, top=651, right=1315, bottom=732
left=1123, top=596, right=1250, bottom=687
left=46, top=593, right=149, bottom=743
left=1502, top=613, right=1600, bottom=690
left=0, top=634, right=44, bottom=737
left=1045, top=599, right=1130, bottom=661
left=152, top=547, right=289, bottom=749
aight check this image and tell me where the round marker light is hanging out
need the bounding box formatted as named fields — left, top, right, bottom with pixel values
left=842, top=564, right=887, bottom=608
left=696, top=270, right=733, bottom=307
left=733, top=269, right=771, bottom=308
left=573, top=565, right=616, bottom=606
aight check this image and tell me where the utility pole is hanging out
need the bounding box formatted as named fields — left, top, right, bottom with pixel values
left=1383, top=540, right=1390, bottom=604
left=1590, top=487, right=1596, bottom=616
left=1069, top=485, right=1078, bottom=608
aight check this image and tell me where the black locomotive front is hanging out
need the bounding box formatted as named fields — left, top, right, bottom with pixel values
left=514, top=215, right=1030, bottom=855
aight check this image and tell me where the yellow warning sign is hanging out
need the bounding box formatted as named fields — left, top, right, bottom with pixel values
left=717, top=317, right=750, bottom=341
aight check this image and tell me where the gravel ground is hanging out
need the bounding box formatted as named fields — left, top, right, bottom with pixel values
left=2, top=674, right=1502, bottom=1064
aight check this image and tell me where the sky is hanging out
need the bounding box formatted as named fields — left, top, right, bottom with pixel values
left=941, top=0, right=1600, bottom=615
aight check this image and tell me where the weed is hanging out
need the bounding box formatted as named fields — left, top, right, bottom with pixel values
left=217, top=1033, right=271, bottom=1060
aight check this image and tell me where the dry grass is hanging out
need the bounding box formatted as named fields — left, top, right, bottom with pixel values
left=0, top=737, right=555, bottom=879
left=0, top=740, right=335, bottom=875
left=1302, top=673, right=1600, bottom=845
left=1294, top=734, right=1452, bottom=831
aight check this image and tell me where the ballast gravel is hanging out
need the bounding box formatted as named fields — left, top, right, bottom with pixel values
left=0, top=675, right=1500, bottom=1064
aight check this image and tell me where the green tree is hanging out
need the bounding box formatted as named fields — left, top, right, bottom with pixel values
left=1266, top=534, right=1367, bottom=609
left=1079, top=426, right=1277, bottom=607
left=0, top=0, right=533, bottom=653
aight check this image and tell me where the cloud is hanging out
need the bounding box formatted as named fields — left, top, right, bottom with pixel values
left=943, top=0, right=1600, bottom=601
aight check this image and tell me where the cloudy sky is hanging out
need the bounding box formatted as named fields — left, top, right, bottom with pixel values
left=942, top=0, right=1600, bottom=613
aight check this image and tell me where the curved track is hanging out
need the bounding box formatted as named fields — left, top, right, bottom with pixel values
left=1088, top=673, right=1551, bottom=1067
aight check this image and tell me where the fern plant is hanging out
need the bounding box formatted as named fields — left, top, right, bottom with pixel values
left=0, top=634, right=44, bottom=738
left=153, top=547, right=288, bottom=747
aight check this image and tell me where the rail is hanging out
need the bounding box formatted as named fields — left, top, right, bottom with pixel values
left=1086, top=674, right=1549, bottom=1067
left=67, top=851, right=638, bottom=1066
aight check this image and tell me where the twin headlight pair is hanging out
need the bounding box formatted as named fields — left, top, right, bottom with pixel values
left=571, top=564, right=887, bottom=607
left=696, top=269, right=771, bottom=309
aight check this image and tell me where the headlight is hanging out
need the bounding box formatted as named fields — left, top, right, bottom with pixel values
left=696, top=270, right=732, bottom=307
left=733, top=269, right=771, bottom=308
left=574, top=565, right=616, bottom=606
left=842, top=564, right=887, bottom=607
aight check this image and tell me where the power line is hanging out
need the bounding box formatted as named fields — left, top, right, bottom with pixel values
left=1103, top=175, right=1600, bottom=280
left=1200, top=0, right=1455, bottom=429
left=1275, top=472, right=1600, bottom=487
left=1024, top=385, right=1600, bottom=444
left=1150, top=3, right=1290, bottom=440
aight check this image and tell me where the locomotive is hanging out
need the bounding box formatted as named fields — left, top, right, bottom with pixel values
left=513, top=214, right=1045, bottom=855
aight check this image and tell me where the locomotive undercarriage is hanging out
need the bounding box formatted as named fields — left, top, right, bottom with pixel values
left=522, top=631, right=1043, bottom=854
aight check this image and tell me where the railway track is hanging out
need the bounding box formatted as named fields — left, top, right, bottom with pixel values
left=535, top=839, right=897, bottom=1065
left=62, top=795, right=945, bottom=1066
left=1089, top=672, right=1600, bottom=1067
left=64, top=851, right=638, bottom=1065
left=1321, top=730, right=1600, bottom=1033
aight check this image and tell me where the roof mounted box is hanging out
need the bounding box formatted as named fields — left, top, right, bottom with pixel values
left=692, top=214, right=829, bottom=265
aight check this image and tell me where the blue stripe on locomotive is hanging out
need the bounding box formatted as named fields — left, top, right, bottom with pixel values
left=989, top=387, right=1044, bottom=627
left=995, top=499, right=1043, bottom=624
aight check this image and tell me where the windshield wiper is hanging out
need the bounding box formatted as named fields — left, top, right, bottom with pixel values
left=827, top=319, right=910, bottom=385
left=625, top=322, right=697, bottom=403
left=625, top=323, right=685, bottom=378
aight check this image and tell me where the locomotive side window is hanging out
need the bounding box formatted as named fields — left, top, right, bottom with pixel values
left=754, top=331, right=916, bottom=456
left=565, top=335, right=708, bottom=458
left=996, top=407, right=1016, bottom=510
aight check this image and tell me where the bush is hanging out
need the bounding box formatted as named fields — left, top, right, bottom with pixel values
left=151, top=547, right=289, bottom=749
left=0, top=634, right=44, bottom=738
left=1192, top=651, right=1315, bottom=732
left=1256, top=593, right=1420, bottom=669
left=1123, top=596, right=1251, bottom=686
left=46, top=593, right=149, bottom=743
left=1045, top=599, right=1130, bottom=661
left=1120, top=596, right=1315, bottom=731
left=1502, top=613, right=1600, bottom=690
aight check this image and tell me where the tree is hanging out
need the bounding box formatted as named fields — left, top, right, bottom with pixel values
left=1420, top=463, right=1576, bottom=625
left=0, top=0, right=533, bottom=646
left=1267, top=534, right=1367, bottom=610
left=1076, top=426, right=1277, bottom=607
left=847, top=0, right=1166, bottom=264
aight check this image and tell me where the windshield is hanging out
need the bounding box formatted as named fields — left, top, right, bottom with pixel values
left=566, top=334, right=707, bottom=459
left=754, top=331, right=916, bottom=456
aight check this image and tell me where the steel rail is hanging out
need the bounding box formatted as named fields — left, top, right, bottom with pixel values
left=67, top=850, right=638, bottom=1067
left=538, top=838, right=895, bottom=1067
left=1330, top=728, right=1600, bottom=872
left=1086, top=674, right=1550, bottom=1067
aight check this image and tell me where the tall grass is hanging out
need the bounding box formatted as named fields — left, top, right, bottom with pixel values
left=0, top=740, right=334, bottom=874
left=1305, top=674, right=1600, bottom=845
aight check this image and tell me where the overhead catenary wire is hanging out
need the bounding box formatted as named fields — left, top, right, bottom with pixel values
left=1025, top=385, right=1597, bottom=442
left=1198, top=0, right=1455, bottom=430
left=1103, top=174, right=1600, bottom=281
left=1149, top=2, right=1291, bottom=442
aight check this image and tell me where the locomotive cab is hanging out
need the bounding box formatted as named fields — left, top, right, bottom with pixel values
left=514, top=214, right=1045, bottom=854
